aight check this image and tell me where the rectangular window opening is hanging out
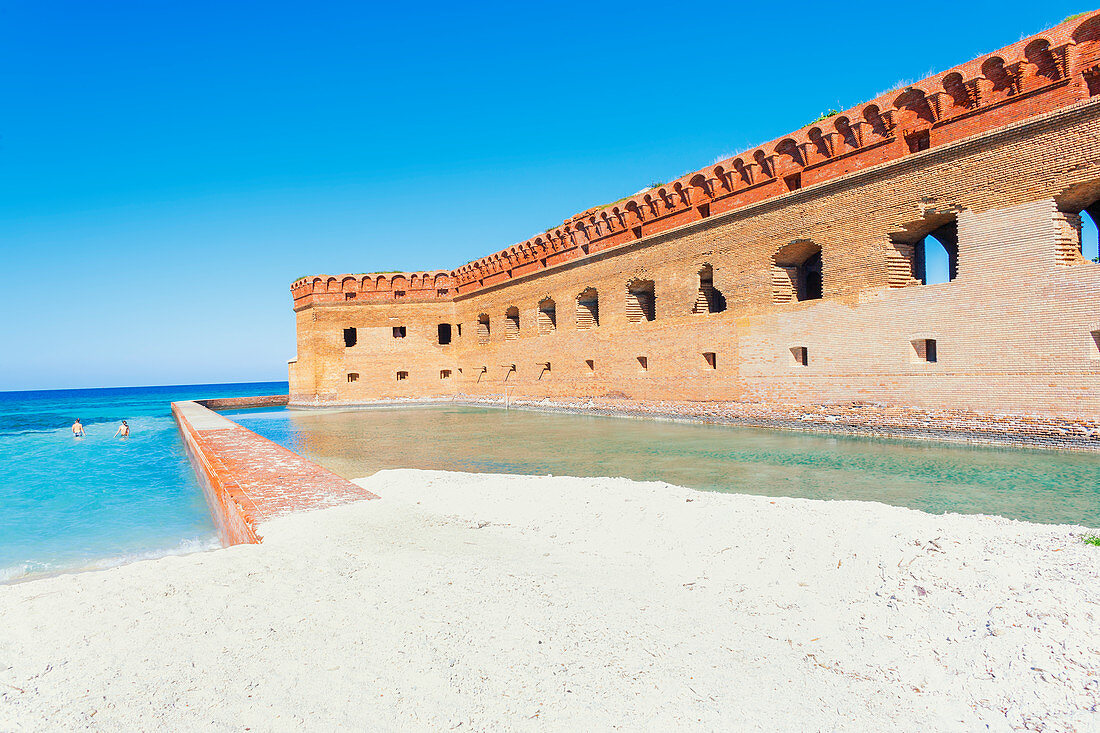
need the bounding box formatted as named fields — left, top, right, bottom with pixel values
left=697, top=203, right=711, bottom=218
left=631, top=226, right=643, bottom=239
left=585, top=359, right=595, bottom=373
left=394, top=290, right=406, bottom=299
left=784, top=173, right=802, bottom=192
left=440, top=369, right=451, bottom=379
left=703, top=352, right=717, bottom=370
left=347, top=372, right=359, bottom=383
left=911, top=338, right=938, bottom=363
left=392, top=326, right=407, bottom=338
left=637, top=355, right=648, bottom=372
left=915, top=221, right=959, bottom=284
left=790, top=346, right=808, bottom=367
left=344, top=292, right=356, bottom=300
left=1086, top=72, right=1100, bottom=97
left=438, top=323, right=452, bottom=345
left=906, top=130, right=931, bottom=153
left=396, top=371, right=409, bottom=381
left=343, top=327, right=357, bottom=348
left=1091, top=330, right=1100, bottom=359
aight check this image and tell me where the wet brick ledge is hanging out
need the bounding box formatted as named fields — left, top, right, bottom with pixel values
left=196, top=394, right=290, bottom=411
left=172, top=399, right=377, bottom=546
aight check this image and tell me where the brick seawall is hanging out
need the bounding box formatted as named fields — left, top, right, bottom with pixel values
left=172, top=399, right=377, bottom=546
left=196, top=394, right=290, bottom=411
left=290, top=395, right=1100, bottom=452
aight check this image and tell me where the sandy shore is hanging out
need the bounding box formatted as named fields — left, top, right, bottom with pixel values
left=1, top=470, right=1098, bottom=731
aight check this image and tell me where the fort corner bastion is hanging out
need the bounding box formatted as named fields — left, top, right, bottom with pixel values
left=288, top=13, right=1100, bottom=437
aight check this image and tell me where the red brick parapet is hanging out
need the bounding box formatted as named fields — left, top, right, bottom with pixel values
left=291, top=270, right=454, bottom=311
left=290, top=12, right=1100, bottom=302
left=172, top=400, right=378, bottom=546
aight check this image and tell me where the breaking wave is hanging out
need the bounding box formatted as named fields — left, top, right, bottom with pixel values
left=0, top=534, right=223, bottom=585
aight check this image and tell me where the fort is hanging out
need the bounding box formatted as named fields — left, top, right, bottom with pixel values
left=288, top=13, right=1100, bottom=447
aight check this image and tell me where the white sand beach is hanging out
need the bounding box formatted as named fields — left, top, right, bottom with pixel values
left=1, top=469, right=1098, bottom=731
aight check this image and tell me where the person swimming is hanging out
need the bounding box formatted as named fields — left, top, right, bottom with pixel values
left=114, top=420, right=130, bottom=438
left=72, top=419, right=85, bottom=438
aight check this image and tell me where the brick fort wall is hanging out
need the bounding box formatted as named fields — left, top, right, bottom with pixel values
left=288, top=13, right=1100, bottom=422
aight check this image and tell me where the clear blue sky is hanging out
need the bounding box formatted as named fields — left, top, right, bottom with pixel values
left=0, top=1, right=1090, bottom=390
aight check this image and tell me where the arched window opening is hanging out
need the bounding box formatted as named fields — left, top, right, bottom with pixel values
left=577, top=288, right=599, bottom=330
left=1080, top=205, right=1100, bottom=262
left=505, top=306, right=520, bottom=340
left=916, top=223, right=959, bottom=284
left=538, top=298, right=557, bottom=334
left=772, top=241, right=823, bottom=303
left=1073, top=15, right=1100, bottom=95
left=693, top=264, right=726, bottom=314
left=1024, top=39, right=1063, bottom=86
left=1055, top=183, right=1100, bottom=264
left=477, top=314, right=490, bottom=345
left=626, top=279, right=656, bottom=322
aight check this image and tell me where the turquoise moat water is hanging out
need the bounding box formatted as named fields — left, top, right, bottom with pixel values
left=0, top=382, right=287, bottom=583
left=225, top=405, right=1100, bottom=528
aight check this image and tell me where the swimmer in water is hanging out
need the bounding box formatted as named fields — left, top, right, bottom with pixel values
left=114, top=420, right=130, bottom=438
left=72, top=419, right=85, bottom=438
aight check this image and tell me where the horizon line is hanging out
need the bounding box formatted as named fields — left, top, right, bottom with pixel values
left=0, top=379, right=290, bottom=396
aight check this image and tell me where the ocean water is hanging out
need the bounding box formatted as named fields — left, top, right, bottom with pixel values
left=0, top=381, right=287, bottom=583
left=226, top=405, right=1100, bottom=528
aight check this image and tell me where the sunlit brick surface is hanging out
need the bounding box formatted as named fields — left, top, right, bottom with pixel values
left=288, top=13, right=1100, bottom=437
left=172, top=400, right=377, bottom=545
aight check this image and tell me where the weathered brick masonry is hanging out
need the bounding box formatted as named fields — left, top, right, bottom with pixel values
left=196, top=394, right=290, bottom=411
left=289, top=14, right=1100, bottom=440
left=173, top=400, right=377, bottom=545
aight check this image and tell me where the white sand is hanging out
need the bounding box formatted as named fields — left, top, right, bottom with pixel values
left=1, top=470, right=1098, bottom=731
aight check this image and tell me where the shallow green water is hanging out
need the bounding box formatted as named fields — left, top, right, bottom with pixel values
left=225, top=405, right=1100, bottom=527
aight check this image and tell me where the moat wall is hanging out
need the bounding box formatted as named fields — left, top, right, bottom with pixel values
left=173, top=400, right=377, bottom=546
left=288, top=14, right=1100, bottom=423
